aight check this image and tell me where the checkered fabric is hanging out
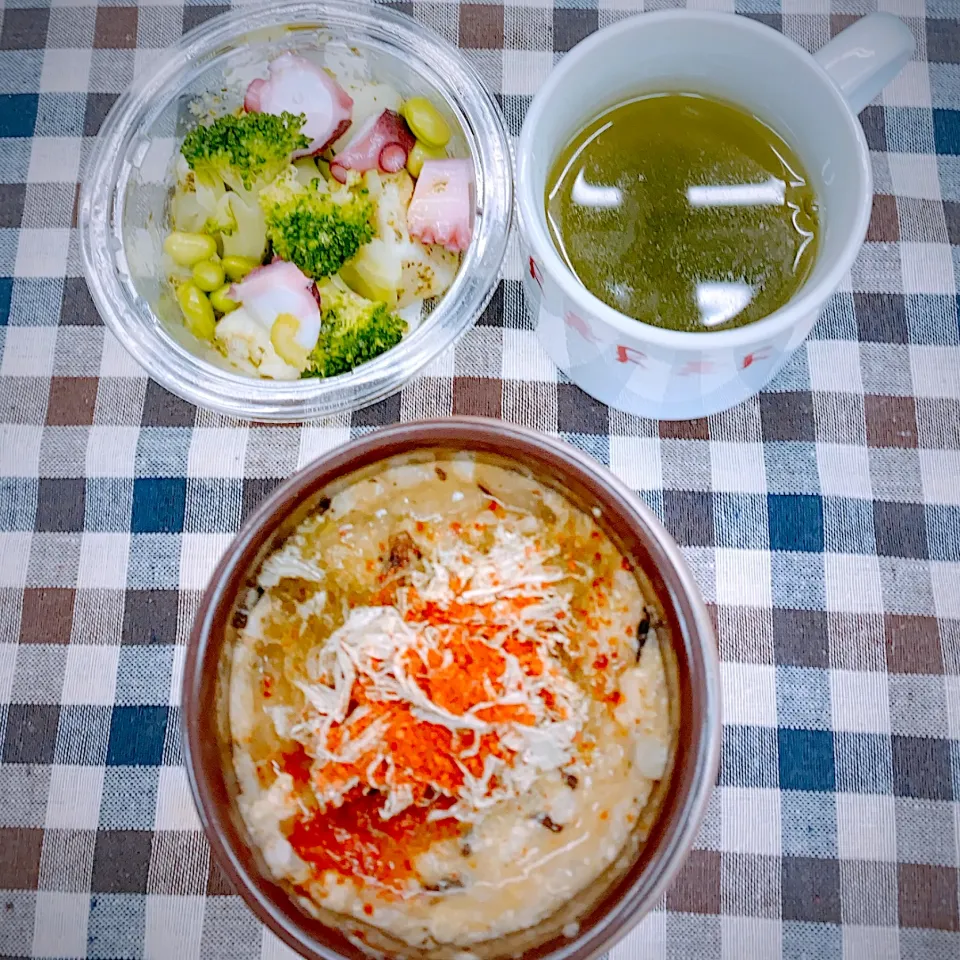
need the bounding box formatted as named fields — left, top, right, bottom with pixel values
left=0, top=0, right=959, bottom=957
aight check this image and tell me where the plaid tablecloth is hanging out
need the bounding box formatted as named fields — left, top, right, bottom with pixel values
left=1, top=0, right=959, bottom=957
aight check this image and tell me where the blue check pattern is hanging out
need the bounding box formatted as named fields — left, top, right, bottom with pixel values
left=0, top=0, right=959, bottom=958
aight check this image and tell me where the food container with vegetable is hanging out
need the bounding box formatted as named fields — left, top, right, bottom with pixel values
left=79, top=1, right=512, bottom=421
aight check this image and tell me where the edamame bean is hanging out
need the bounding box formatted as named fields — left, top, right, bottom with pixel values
left=400, top=97, right=450, bottom=148
left=221, top=256, right=259, bottom=282
left=164, top=231, right=216, bottom=267
left=210, top=284, right=239, bottom=316
left=406, top=140, right=447, bottom=179
left=192, top=258, right=225, bottom=292
left=176, top=281, right=216, bottom=341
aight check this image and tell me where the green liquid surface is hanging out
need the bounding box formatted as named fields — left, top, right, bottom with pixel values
left=545, top=93, right=819, bottom=332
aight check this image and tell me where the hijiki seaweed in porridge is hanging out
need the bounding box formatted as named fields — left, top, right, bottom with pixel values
left=229, top=456, right=675, bottom=947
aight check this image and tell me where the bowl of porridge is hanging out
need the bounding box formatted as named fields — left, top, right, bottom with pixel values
left=183, top=418, right=720, bottom=960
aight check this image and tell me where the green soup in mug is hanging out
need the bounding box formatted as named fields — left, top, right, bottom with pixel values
left=545, top=92, right=820, bottom=333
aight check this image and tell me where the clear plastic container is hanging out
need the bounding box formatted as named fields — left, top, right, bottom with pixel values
left=79, top=1, right=513, bottom=422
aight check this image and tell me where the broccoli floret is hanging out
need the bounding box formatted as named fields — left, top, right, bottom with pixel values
left=305, top=278, right=406, bottom=377
left=180, top=111, right=309, bottom=193
left=260, top=173, right=375, bottom=280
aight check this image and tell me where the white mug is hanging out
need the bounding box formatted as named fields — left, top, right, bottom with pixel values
left=516, top=12, right=914, bottom=421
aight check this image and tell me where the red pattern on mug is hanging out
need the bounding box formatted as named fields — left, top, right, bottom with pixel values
left=529, top=256, right=543, bottom=291
left=616, top=344, right=648, bottom=367
left=678, top=359, right=716, bottom=376
left=741, top=347, right=772, bottom=369
left=565, top=311, right=600, bottom=343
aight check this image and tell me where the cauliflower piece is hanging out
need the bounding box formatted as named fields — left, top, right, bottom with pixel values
left=214, top=307, right=300, bottom=380
left=339, top=169, right=459, bottom=308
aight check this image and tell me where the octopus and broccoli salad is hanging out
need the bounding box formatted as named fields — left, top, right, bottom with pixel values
left=164, top=52, right=472, bottom=380
left=229, top=456, right=676, bottom=948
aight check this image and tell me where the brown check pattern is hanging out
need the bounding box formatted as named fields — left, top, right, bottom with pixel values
left=1, top=0, right=959, bottom=958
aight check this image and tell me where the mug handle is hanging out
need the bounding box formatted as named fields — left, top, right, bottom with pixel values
left=813, top=12, right=915, bottom=116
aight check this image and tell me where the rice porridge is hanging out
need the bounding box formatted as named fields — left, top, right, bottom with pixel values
left=228, top=454, right=676, bottom=948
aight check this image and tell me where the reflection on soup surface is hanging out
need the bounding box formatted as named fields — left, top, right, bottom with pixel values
left=546, top=92, right=819, bottom=332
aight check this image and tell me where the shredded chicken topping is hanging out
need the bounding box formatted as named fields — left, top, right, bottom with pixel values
left=290, top=525, right=587, bottom=823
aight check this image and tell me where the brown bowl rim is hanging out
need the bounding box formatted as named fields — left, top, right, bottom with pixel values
left=183, top=417, right=721, bottom=960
